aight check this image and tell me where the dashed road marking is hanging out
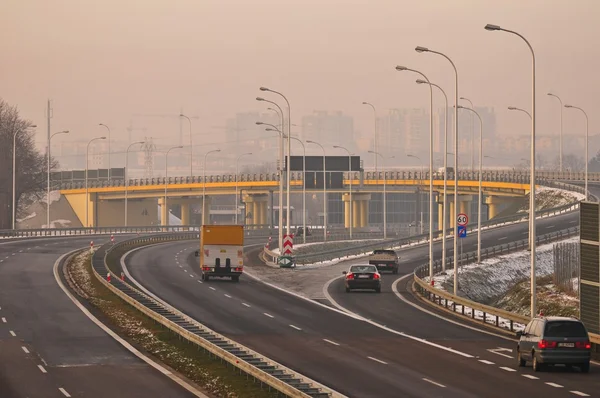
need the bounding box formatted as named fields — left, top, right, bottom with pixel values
left=184, top=269, right=188, bottom=273
left=189, top=274, right=194, bottom=278
left=499, top=367, right=516, bottom=372
left=422, top=378, right=446, bottom=388
left=209, top=287, right=216, bottom=291
left=570, top=391, right=590, bottom=397
left=22, top=346, right=30, bottom=354
left=547, top=225, right=555, bottom=229
left=11, top=253, right=15, bottom=256
left=545, top=382, right=563, bottom=388
left=289, top=325, right=302, bottom=331
left=224, top=294, right=232, bottom=298
left=197, top=280, right=203, bottom=284
left=569, top=220, right=577, bottom=224
left=18, top=250, right=23, bottom=252
left=263, top=313, right=274, bottom=318
left=38, top=365, right=47, bottom=373
left=59, top=388, right=72, bottom=397
left=522, top=374, right=539, bottom=380
left=323, top=339, right=339, bottom=346
left=368, top=356, right=388, bottom=365
left=498, top=237, right=507, bottom=241
left=478, top=360, right=495, bottom=365
left=1, top=317, right=6, bottom=323
left=242, top=303, right=251, bottom=307
left=9, top=331, right=16, bottom=337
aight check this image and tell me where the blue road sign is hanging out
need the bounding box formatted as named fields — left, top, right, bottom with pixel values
left=457, top=225, right=467, bottom=238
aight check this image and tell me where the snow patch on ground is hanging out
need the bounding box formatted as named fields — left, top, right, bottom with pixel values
left=518, top=186, right=584, bottom=213
left=40, top=190, right=61, bottom=205
left=17, top=212, right=36, bottom=223
left=42, top=219, right=72, bottom=229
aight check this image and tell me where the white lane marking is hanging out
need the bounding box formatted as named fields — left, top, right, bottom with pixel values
left=570, top=391, right=590, bottom=397
left=27, top=247, right=31, bottom=250
left=224, top=294, right=232, bottom=298
left=499, top=366, right=516, bottom=372
left=498, top=237, right=507, bottom=241
left=522, top=374, right=539, bottom=379
left=323, top=339, right=340, bottom=346
left=547, top=225, right=555, bottom=228
left=11, top=253, right=15, bottom=256
left=38, top=365, right=47, bottom=373
left=488, top=348, right=513, bottom=359
left=189, top=274, right=194, bottom=278
left=522, top=231, right=529, bottom=234
left=368, top=356, right=388, bottom=365
left=569, top=220, right=577, bottom=224
left=0, top=260, right=3, bottom=263
left=478, top=359, right=495, bottom=365
left=19, top=249, right=23, bottom=252
left=1, top=317, right=6, bottom=323
left=59, top=388, right=72, bottom=397
left=9, top=330, right=16, bottom=337
left=209, top=287, right=216, bottom=291
left=197, top=280, right=203, bottom=284
left=289, top=325, right=302, bottom=331
left=22, top=346, right=30, bottom=354
left=242, top=303, right=251, bottom=307
left=422, top=378, right=446, bottom=388
left=184, top=269, right=188, bottom=272
left=263, top=312, right=274, bottom=318
left=546, top=382, right=563, bottom=388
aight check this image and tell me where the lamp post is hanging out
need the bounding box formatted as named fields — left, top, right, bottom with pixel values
left=485, top=23, right=537, bottom=318
left=458, top=106, right=484, bottom=263
left=417, top=78, right=449, bottom=271
left=125, top=141, right=145, bottom=227
left=564, top=104, right=589, bottom=200
left=333, top=145, right=352, bottom=239
left=407, top=154, right=425, bottom=234
left=362, top=102, right=378, bottom=172
left=459, top=97, right=475, bottom=171
left=98, top=123, right=111, bottom=180
left=508, top=106, right=532, bottom=119
left=257, top=98, right=285, bottom=252
left=289, top=136, right=306, bottom=243
left=415, top=45, right=460, bottom=294
left=180, top=114, right=193, bottom=178
left=202, top=149, right=221, bottom=226
left=307, top=140, right=327, bottom=241
left=47, top=130, right=68, bottom=229
left=547, top=93, right=564, bottom=173
left=235, top=152, right=253, bottom=224
left=267, top=107, right=282, bottom=130
left=260, top=87, right=292, bottom=237
left=396, top=65, right=434, bottom=280
left=164, top=145, right=183, bottom=227
left=12, top=124, right=37, bottom=230
left=85, top=136, right=106, bottom=228
left=369, top=151, right=387, bottom=239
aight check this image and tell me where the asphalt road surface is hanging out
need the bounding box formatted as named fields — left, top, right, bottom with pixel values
left=0, top=235, right=198, bottom=398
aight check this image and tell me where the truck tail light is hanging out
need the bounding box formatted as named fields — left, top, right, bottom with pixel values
left=235, top=267, right=243, bottom=272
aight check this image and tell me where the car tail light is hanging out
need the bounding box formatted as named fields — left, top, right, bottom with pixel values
left=576, top=341, right=591, bottom=349
left=202, top=267, right=211, bottom=271
left=235, top=267, right=243, bottom=272
left=373, top=273, right=380, bottom=280
left=538, top=340, right=557, bottom=349
left=346, top=272, right=354, bottom=280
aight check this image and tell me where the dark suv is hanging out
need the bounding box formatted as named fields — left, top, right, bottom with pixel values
left=516, top=316, right=591, bottom=372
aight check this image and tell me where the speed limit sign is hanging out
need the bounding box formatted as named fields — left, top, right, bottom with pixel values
left=457, top=213, right=468, bottom=226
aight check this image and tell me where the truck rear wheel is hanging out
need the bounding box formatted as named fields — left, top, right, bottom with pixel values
left=232, top=275, right=240, bottom=282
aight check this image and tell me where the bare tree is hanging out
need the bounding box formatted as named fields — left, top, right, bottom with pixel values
left=0, top=99, right=52, bottom=229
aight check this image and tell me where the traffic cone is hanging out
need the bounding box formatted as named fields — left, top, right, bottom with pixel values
left=107, top=273, right=111, bottom=283
left=120, top=272, right=125, bottom=281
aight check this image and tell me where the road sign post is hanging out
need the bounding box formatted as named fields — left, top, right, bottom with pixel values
left=457, top=225, right=467, bottom=238
left=456, top=213, right=468, bottom=227
left=279, top=234, right=295, bottom=268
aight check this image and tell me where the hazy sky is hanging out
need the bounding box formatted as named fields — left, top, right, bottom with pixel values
left=2, top=0, right=598, bottom=159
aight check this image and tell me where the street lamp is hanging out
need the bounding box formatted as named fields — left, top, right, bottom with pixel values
left=47, top=130, right=68, bottom=229
left=306, top=140, right=327, bottom=241
left=12, top=124, right=37, bottom=230
left=257, top=97, right=285, bottom=251
left=417, top=78, right=450, bottom=271
left=460, top=97, right=475, bottom=171
left=164, top=145, right=183, bottom=227
left=235, top=152, right=253, bottom=224
left=260, top=87, right=292, bottom=238
left=508, top=106, right=532, bottom=119
left=125, top=141, right=145, bottom=227
left=415, top=45, right=460, bottom=295
left=288, top=136, right=307, bottom=243
left=267, top=107, right=282, bottom=130
left=202, top=149, right=221, bottom=226
left=85, top=136, right=106, bottom=228
left=458, top=105, right=484, bottom=263
left=547, top=93, right=564, bottom=172
left=333, top=145, right=352, bottom=238
left=486, top=23, right=537, bottom=318
left=369, top=151, right=387, bottom=239
left=362, top=102, right=378, bottom=172
left=396, top=65, right=434, bottom=280
left=98, top=124, right=111, bottom=180
left=564, top=104, right=589, bottom=200
left=180, top=114, right=193, bottom=178
left=407, top=154, right=425, bottom=234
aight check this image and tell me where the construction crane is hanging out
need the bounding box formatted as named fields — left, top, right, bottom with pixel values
left=133, top=109, right=199, bottom=146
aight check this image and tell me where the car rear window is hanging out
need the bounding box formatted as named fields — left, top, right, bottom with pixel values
left=544, top=321, right=588, bottom=338
left=350, top=265, right=377, bottom=273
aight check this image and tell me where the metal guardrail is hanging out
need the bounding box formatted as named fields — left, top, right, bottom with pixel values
left=90, top=234, right=341, bottom=398
left=411, top=227, right=600, bottom=346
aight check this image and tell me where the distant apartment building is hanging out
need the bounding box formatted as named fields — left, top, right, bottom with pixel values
left=378, top=108, right=431, bottom=158
left=226, top=111, right=281, bottom=158
left=301, top=111, right=355, bottom=150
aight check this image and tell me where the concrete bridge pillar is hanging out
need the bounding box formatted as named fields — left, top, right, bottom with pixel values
left=243, top=194, right=268, bottom=229
left=202, top=197, right=212, bottom=225
left=181, top=203, right=190, bottom=226
left=343, top=193, right=371, bottom=229
left=158, top=197, right=169, bottom=226
left=485, top=196, right=512, bottom=220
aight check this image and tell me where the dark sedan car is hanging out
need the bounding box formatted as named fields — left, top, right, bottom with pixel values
left=517, top=316, right=591, bottom=372
left=343, top=264, right=381, bottom=293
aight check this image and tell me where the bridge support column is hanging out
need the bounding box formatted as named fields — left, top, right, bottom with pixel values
left=202, top=197, right=212, bottom=225
left=243, top=194, right=268, bottom=229
left=359, top=200, right=368, bottom=228
left=484, top=196, right=512, bottom=220
left=181, top=203, right=190, bottom=227
left=458, top=195, right=473, bottom=221
left=343, top=193, right=371, bottom=229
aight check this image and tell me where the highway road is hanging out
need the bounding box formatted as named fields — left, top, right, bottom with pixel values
left=0, top=235, right=198, bottom=398
left=125, top=234, right=592, bottom=398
